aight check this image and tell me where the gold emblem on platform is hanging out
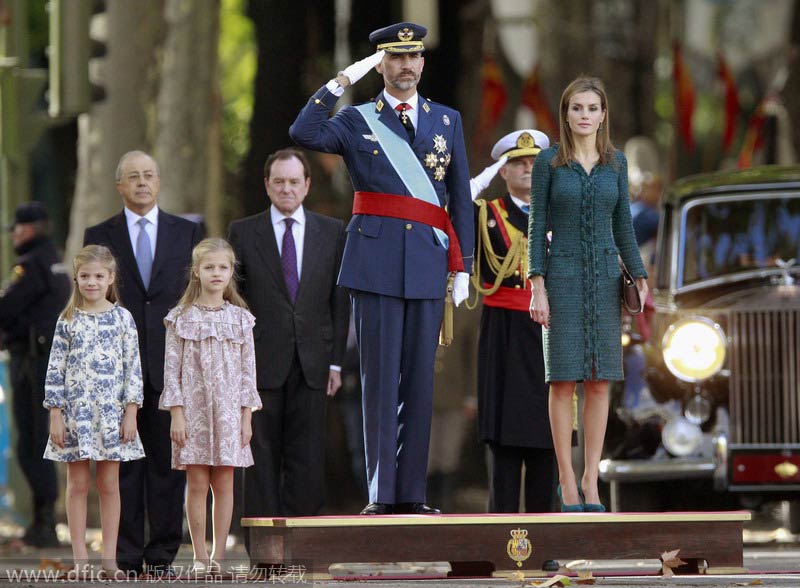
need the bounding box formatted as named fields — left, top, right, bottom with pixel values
left=424, top=152, right=438, bottom=168
left=434, top=166, right=446, bottom=181
left=433, top=134, right=447, bottom=154
left=506, top=528, right=531, bottom=568
left=775, top=461, right=799, bottom=479
left=397, top=28, right=414, bottom=42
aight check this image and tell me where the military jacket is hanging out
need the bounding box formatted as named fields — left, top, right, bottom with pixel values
left=289, top=86, right=473, bottom=300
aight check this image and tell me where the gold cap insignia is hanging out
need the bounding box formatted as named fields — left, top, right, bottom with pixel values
left=517, top=132, right=536, bottom=150
left=397, top=28, right=414, bottom=42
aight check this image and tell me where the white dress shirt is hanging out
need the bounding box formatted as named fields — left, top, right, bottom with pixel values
left=270, top=204, right=306, bottom=279
left=382, top=90, right=419, bottom=131
left=509, top=194, right=530, bottom=213
left=125, top=205, right=159, bottom=258
left=270, top=204, right=341, bottom=374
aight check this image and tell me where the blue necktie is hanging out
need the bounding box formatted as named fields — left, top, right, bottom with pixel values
left=281, top=218, right=299, bottom=303
left=135, top=217, right=153, bottom=289
left=521, top=204, right=530, bottom=214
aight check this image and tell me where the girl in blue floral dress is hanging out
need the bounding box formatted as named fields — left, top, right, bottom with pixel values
left=44, top=245, right=145, bottom=578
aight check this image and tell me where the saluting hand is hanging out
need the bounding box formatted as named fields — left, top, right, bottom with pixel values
left=336, top=50, right=385, bottom=88
left=170, top=407, right=187, bottom=448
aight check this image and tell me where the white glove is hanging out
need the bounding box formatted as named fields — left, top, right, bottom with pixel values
left=341, top=50, right=385, bottom=86
left=452, top=272, right=470, bottom=307
left=469, top=156, right=507, bottom=200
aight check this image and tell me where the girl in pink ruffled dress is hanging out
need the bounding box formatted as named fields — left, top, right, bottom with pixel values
left=159, top=238, right=261, bottom=573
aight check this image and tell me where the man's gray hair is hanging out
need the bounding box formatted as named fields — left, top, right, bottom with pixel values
left=115, top=150, right=160, bottom=182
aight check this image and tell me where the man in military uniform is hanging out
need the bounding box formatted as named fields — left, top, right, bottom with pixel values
left=290, top=22, right=473, bottom=515
left=470, top=130, right=556, bottom=512
left=0, top=202, right=70, bottom=545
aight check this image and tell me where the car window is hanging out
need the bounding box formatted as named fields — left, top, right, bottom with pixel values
left=680, top=194, right=800, bottom=286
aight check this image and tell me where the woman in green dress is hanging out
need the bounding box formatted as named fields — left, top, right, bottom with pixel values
left=527, top=77, right=648, bottom=512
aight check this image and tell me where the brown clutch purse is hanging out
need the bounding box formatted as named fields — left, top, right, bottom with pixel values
left=621, top=265, right=643, bottom=314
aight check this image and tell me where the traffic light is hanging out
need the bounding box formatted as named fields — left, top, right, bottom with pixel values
left=47, top=0, right=106, bottom=117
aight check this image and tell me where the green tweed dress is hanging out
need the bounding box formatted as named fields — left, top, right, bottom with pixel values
left=528, top=146, right=647, bottom=382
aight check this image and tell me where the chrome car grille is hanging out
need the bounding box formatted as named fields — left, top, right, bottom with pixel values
left=729, top=308, right=800, bottom=444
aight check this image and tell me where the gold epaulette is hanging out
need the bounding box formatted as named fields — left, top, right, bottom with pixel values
left=466, top=199, right=527, bottom=310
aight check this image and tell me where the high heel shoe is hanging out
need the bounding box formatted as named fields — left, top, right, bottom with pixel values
left=557, top=484, right=583, bottom=513
left=578, top=484, right=606, bottom=512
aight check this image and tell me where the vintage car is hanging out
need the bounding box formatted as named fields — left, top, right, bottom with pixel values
left=600, top=166, right=800, bottom=528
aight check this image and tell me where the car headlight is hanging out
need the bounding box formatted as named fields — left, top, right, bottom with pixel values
left=662, top=416, right=703, bottom=456
left=662, top=317, right=726, bottom=382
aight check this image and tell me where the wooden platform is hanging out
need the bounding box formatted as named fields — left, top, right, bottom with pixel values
left=242, top=511, right=750, bottom=579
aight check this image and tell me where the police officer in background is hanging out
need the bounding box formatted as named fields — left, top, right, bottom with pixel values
left=0, top=202, right=70, bottom=546
left=469, top=130, right=556, bottom=513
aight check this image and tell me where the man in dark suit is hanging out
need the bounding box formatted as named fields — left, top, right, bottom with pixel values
left=289, top=22, right=473, bottom=515
left=84, top=150, right=202, bottom=575
left=228, top=148, right=348, bottom=525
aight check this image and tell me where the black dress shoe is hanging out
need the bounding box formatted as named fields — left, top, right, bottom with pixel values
left=396, top=502, right=441, bottom=514
left=360, top=502, right=393, bottom=515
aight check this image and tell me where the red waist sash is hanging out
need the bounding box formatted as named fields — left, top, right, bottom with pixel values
left=353, top=191, right=464, bottom=272
left=482, top=282, right=531, bottom=312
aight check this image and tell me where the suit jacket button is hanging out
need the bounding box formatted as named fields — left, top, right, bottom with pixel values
left=405, top=223, right=412, bottom=230
left=373, top=149, right=379, bottom=155
left=358, top=227, right=362, bottom=233
left=314, top=98, right=321, bottom=104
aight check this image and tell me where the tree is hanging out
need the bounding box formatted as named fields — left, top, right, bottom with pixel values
left=153, top=0, right=222, bottom=233
left=65, top=0, right=165, bottom=259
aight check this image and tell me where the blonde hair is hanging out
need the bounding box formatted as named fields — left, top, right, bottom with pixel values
left=62, top=245, right=120, bottom=321
left=552, top=76, right=616, bottom=168
left=175, top=238, right=249, bottom=311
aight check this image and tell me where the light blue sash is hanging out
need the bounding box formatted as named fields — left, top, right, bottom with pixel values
left=354, top=103, right=448, bottom=249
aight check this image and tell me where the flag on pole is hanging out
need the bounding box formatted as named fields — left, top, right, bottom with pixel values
left=474, top=55, right=508, bottom=150
left=673, top=41, right=696, bottom=152
left=717, top=53, right=740, bottom=153
left=520, top=65, right=558, bottom=139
